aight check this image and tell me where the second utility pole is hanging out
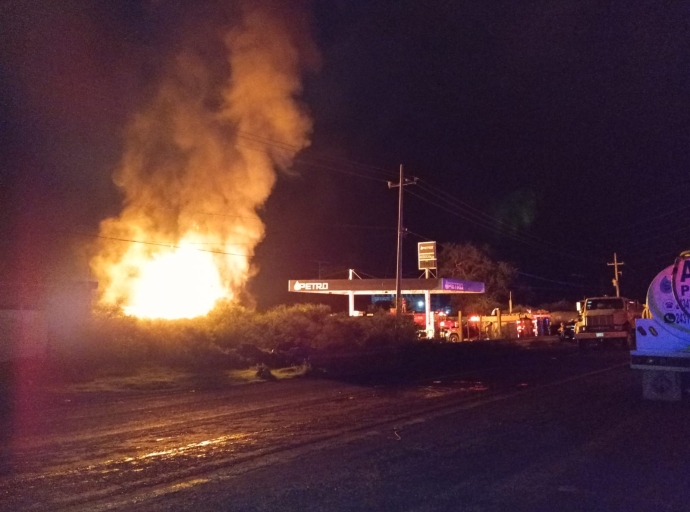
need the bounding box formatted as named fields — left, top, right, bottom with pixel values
left=388, top=164, right=417, bottom=324
left=608, top=252, right=624, bottom=297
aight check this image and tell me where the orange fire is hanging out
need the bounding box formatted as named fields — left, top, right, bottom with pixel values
left=122, top=242, right=226, bottom=320
left=90, top=3, right=316, bottom=319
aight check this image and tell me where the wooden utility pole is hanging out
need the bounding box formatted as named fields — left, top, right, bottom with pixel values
left=388, top=165, right=417, bottom=324
left=608, top=253, right=624, bottom=297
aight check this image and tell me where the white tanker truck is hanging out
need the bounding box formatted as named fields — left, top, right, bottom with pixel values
left=630, top=251, right=690, bottom=401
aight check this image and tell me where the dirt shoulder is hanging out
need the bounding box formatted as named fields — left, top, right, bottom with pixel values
left=0, top=337, right=573, bottom=406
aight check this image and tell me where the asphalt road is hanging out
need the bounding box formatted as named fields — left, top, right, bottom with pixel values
left=2, top=342, right=689, bottom=512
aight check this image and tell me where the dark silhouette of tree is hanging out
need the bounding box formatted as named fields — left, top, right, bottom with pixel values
left=439, top=242, right=516, bottom=314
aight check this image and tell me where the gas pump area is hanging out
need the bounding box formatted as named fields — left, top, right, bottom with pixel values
left=423, top=311, right=552, bottom=342
left=289, top=274, right=553, bottom=341
left=289, top=275, right=485, bottom=339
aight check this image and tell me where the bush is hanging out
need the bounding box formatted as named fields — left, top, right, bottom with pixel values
left=50, top=304, right=417, bottom=372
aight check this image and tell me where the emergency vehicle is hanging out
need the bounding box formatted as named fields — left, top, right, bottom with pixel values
left=630, top=251, right=690, bottom=401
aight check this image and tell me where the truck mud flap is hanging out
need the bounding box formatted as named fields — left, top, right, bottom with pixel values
left=642, top=370, right=682, bottom=402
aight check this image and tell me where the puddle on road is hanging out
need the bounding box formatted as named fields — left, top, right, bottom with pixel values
left=457, top=381, right=489, bottom=391
left=169, top=477, right=211, bottom=491
left=417, top=380, right=490, bottom=398
left=29, top=431, right=256, bottom=484
left=129, top=433, right=252, bottom=462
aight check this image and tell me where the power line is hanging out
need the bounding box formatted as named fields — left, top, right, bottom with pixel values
left=416, top=179, right=600, bottom=259
left=149, top=205, right=264, bottom=223
left=293, top=157, right=392, bottom=183
left=233, top=141, right=393, bottom=183
left=401, top=227, right=598, bottom=289
left=607, top=204, right=690, bottom=235
left=407, top=188, right=540, bottom=246
left=625, top=247, right=690, bottom=265
left=69, top=232, right=251, bottom=258
left=405, top=227, right=596, bottom=288
left=515, top=271, right=587, bottom=288
left=405, top=230, right=433, bottom=242
left=417, top=180, right=520, bottom=230
left=235, top=129, right=398, bottom=178
left=615, top=223, right=690, bottom=252
left=233, top=135, right=397, bottom=182
left=128, top=203, right=395, bottom=231
left=406, top=188, right=595, bottom=263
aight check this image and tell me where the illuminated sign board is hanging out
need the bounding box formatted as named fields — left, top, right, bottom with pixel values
left=442, top=279, right=485, bottom=293
left=292, top=281, right=329, bottom=291
left=418, top=241, right=437, bottom=270
left=288, top=278, right=485, bottom=295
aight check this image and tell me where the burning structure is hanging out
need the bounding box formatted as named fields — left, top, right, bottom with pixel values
left=90, top=1, right=316, bottom=319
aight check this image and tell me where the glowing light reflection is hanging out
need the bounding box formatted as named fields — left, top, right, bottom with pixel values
left=123, top=244, right=227, bottom=319
left=139, top=433, right=249, bottom=459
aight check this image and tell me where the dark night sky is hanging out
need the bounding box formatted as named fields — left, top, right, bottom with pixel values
left=2, top=0, right=690, bottom=311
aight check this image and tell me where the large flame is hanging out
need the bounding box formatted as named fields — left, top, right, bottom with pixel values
left=90, top=2, right=316, bottom=319
left=122, top=237, right=226, bottom=320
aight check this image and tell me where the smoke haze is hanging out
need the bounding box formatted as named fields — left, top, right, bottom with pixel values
left=90, top=0, right=317, bottom=316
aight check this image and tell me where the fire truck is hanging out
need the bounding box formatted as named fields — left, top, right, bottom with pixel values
left=437, top=312, right=551, bottom=342
left=413, top=312, right=462, bottom=340
left=439, top=315, right=464, bottom=341
left=630, top=251, right=690, bottom=401
left=574, top=296, right=642, bottom=349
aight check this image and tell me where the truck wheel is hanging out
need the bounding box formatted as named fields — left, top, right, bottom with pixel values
left=629, top=328, right=636, bottom=351
left=621, top=324, right=632, bottom=349
left=621, top=330, right=633, bottom=349
left=448, top=334, right=460, bottom=343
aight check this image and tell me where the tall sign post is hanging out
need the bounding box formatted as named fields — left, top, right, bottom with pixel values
left=418, top=241, right=438, bottom=337
left=418, top=242, right=437, bottom=277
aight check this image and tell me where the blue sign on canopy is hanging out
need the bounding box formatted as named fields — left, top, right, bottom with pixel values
left=442, top=279, right=485, bottom=294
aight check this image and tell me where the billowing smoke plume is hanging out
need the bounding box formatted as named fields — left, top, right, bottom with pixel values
left=91, top=1, right=316, bottom=318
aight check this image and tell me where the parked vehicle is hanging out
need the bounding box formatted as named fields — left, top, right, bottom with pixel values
left=439, top=318, right=464, bottom=342
left=559, top=320, right=576, bottom=342
left=630, top=251, right=690, bottom=400
left=574, top=296, right=642, bottom=349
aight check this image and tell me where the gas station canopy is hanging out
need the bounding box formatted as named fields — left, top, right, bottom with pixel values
left=289, top=278, right=485, bottom=295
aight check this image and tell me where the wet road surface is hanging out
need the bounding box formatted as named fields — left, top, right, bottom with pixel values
left=2, top=344, right=688, bottom=511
